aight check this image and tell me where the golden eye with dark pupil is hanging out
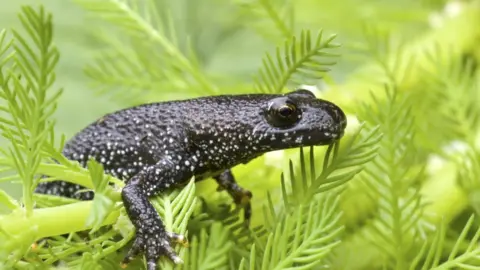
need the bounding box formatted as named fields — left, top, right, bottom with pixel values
left=278, top=105, right=295, bottom=118
left=265, top=97, right=301, bottom=128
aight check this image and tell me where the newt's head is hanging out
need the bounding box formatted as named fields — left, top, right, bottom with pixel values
left=183, top=89, right=347, bottom=163
left=252, top=89, right=347, bottom=151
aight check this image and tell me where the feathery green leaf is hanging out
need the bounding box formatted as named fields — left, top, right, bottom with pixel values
left=411, top=215, right=480, bottom=269
left=0, top=189, right=18, bottom=211
left=278, top=124, right=381, bottom=213
left=0, top=5, right=61, bottom=215
left=75, top=0, right=217, bottom=103
left=151, top=178, right=197, bottom=269
left=249, top=193, right=343, bottom=270
left=232, top=0, right=294, bottom=40
left=181, top=222, right=233, bottom=270
left=85, top=159, right=116, bottom=233
left=458, top=147, right=480, bottom=216
left=358, top=86, right=429, bottom=269
left=254, top=29, right=340, bottom=94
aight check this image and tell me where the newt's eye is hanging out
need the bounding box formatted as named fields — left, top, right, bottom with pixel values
left=278, top=104, right=295, bottom=118
left=266, top=98, right=301, bottom=128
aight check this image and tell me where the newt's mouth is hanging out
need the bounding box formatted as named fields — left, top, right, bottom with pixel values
left=316, top=127, right=345, bottom=145
left=335, top=118, right=347, bottom=140
left=337, top=130, right=345, bottom=140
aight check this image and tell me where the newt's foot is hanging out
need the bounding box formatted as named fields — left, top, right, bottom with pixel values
left=213, top=170, right=253, bottom=227
left=233, top=189, right=252, bottom=226
left=120, top=230, right=186, bottom=270
left=243, top=202, right=252, bottom=227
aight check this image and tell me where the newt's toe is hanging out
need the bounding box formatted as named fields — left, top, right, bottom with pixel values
left=240, top=190, right=252, bottom=205
left=167, top=232, right=189, bottom=247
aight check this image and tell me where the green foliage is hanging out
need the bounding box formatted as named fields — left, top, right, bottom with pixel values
left=245, top=194, right=343, bottom=270
left=85, top=159, right=117, bottom=232
left=235, top=125, right=381, bottom=269
left=254, top=30, right=339, bottom=94
left=270, top=125, right=381, bottom=222
left=0, top=5, right=62, bottom=215
left=458, top=148, right=480, bottom=216
left=181, top=222, right=233, bottom=270
left=1, top=1, right=480, bottom=270
left=410, top=215, right=480, bottom=269
left=359, top=87, right=427, bottom=269
left=232, top=0, right=295, bottom=40
left=75, top=0, right=217, bottom=104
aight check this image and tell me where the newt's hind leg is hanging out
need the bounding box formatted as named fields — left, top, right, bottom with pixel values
left=34, top=181, right=94, bottom=201
left=214, top=169, right=252, bottom=225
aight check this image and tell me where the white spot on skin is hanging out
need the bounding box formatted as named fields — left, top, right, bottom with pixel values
left=295, top=136, right=304, bottom=143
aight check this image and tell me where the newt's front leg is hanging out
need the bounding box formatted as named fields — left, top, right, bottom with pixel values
left=121, top=158, right=191, bottom=270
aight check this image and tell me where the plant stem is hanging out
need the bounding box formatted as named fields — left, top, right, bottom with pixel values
left=0, top=201, right=120, bottom=240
